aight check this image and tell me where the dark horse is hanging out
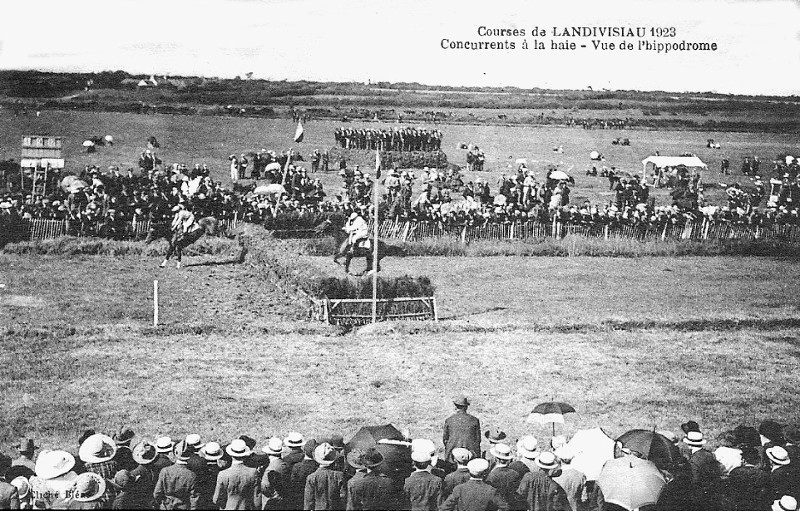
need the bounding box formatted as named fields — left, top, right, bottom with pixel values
left=158, top=217, right=224, bottom=268
left=314, top=218, right=402, bottom=275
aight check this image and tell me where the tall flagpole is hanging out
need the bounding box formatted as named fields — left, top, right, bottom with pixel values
left=372, top=149, right=380, bottom=323
left=280, top=148, right=292, bottom=187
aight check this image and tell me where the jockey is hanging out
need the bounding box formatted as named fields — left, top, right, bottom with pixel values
left=170, top=203, right=200, bottom=235
left=343, top=210, right=369, bottom=253
left=160, top=204, right=203, bottom=268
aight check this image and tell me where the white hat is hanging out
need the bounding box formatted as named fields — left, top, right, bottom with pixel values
left=536, top=451, right=561, bottom=471
left=284, top=432, right=305, bottom=448
left=774, top=496, right=799, bottom=511
left=452, top=448, right=472, bottom=464
left=10, top=476, right=30, bottom=499
left=185, top=434, right=202, bottom=450
left=313, top=443, right=339, bottom=466
left=411, top=450, right=432, bottom=464
left=411, top=438, right=436, bottom=456
left=517, top=436, right=538, bottom=459
left=73, top=472, right=106, bottom=502
left=226, top=439, right=252, bottom=458
left=200, top=442, right=223, bottom=461
left=262, top=437, right=284, bottom=456
left=34, top=450, right=76, bottom=480
left=682, top=431, right=706, bottom=447
left=155, top=437, right=174, bottom=454
left=490, top=443, right=513, bottom=461
left=79, top=434, right=117, bottom=463
left=466, top=458, right=490, bottom=477
left=766, top=446, right=791, bottom=466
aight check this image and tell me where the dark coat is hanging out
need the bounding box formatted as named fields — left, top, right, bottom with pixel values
left=403, top=470, right=441, bottom=511
left=0, top=481, right=19, bottom=509
left=443, top=410, right=482, bottom=461
left=441, top=467, right=471, bottom=505
left=346, top=471, right=399, bottom=510
left=485, top=465, right=523, bottom=510
left=516, top=469, right=571, bottom=511
left=440, top=478, right=508, bottom=511
left=304, top=465, right=346, bottom=510
left=287, top=458, right=318, bottom=509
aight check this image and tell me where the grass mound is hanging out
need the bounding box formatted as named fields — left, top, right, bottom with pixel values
left=319, top=275, right=434, bottom=299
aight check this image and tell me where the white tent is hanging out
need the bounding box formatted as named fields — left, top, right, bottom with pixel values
left=642, top=155, right=707, bottom=173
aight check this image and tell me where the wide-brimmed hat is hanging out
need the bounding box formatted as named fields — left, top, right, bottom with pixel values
left=683, top=431, right=707, bottom=448
left=155, top=437, right=173, bottom=454
left=284, top=432, right=305, bottom=448
left=485, top=428, right=507, bottom=443
left=452, top=448, right=472, bottom=464
left=114, top=427, right=135, bottom=447
left=79, top=434, right=117, bottom=464
left=226, top=439, right=252, bottom=458
left=132, top=441, right=157, bottom=465
left=360, top=448, right=384, bottom=469
left=453, top=395, right=470, bottom=407
left=15, top=438, right=37, bottom=453
left=766, top=446, right=791, bottom=466
left=10, top=476, right=30, bottom=499
left=112, top=470, right=132, bottom=491
left=774, top=496, right=799, bottom=511
left=313, top=443, right=339, bottom=466
left=201, top=442, right=224, bottom=461
left=262, top=437, right=284, bottom=456
left=73, top=472, right=106, bottom=502
left=680, top=421, right=701, bottom=434
left=467, top=458, right=490, bottom=477
left=490, top=444, right=513, bottom=461
left=34, top=450, right=75, bottom=480
left=517, top=436, right=539, bottom=459
left=174, top=441, right=192, bottom=462
left=347, top=448, right=367, bottom=470
left=536, top=451, right=561, bottom=471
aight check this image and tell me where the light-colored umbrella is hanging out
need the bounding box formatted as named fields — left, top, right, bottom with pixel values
left=254, top=184, right=286, bottom=196
left=549, top=170, right=572, bottom=181
left=526, top=401, right=576, bottom=435
left=590, top=150, right=601, bottom=160
left=567, top=428, right=615, bottom=481
left=597, top=456, right=666, bottom=510
left=82, top=140, right=95, bottom=147
left=60, top=175, right=81, bottom=192
left=67, top=180, right=89, bottom=193
left=265, top=162, right=282, bottom=172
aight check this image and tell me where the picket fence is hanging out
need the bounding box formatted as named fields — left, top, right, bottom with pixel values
left=19, top=218, right=239, bottom=241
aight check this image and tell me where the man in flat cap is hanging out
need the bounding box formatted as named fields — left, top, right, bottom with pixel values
left=443, top=395, right=482, bottom=463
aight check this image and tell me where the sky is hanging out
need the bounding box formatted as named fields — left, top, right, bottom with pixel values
left=0, top=0, right=798, bottom=96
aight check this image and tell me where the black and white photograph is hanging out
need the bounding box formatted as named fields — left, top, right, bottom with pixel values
left=1, top=0, right=799, bottom=508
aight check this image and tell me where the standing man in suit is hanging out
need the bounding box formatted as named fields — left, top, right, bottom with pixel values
left=440, top=458, right=508, bottom=511
left=443, top=395, right=482, bottom=462
left=213, top=439, right=261, bottom=510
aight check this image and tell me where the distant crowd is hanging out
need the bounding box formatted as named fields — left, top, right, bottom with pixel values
left=1, top=395, right=799, bottom=510
left=334, top=127, right=443, bottom=152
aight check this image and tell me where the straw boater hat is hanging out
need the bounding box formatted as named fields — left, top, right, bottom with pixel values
left=774, top=496, right=799, bottom=511
left=185, top=434, right=202, bottom=452
left=451, top=448, right=472, bottom=465
left=313, top=443, right=339, bottom=466
left=766, top=446, right=791, bottom=466
left=262, top=437, right=284, bottom=456
left=155, top=437, right=174, bottom=454
left=34, top=450, right=76, bottom=480
left=453, top=395, right=470, bottom=407
left=490, top=443, right=513, bottom=461
left=284, top=432, right=306, bottom=448
left=132, top=441, right=157, bottom=465
left=79, top=434, right=117, bottom=464
left=467, top=458, right=490, bottom=478
left=200, top=442, right=224, bottom=462
left=517, top=436, right=539, bottom=460
left=683, top=431, right=707, bottom=448
left=411, top=450, right=432, bottom=465
left=536, top=451, right=561, bottom=471
left=73, top=472, right=106, bottom=503
left=485, top=428, right=507, bottom=443
left=226, top=439, right=252, bottom=459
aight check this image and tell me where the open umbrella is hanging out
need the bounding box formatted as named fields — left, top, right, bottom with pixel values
left=254, top=184, right=286, bottom=196
left=346, top=424, right=409, bottom=477
left=597, top=456, right=666, bottom=510
left=616, top=430, right=681, bottom=471
left=265, top=162, right=282, bottom=172
left=567, top=427, right=615, bottom=481
left=549, top=170, right=572, bottom=182
left=67, top=180, right=89, bottom=194
left=590, top=150, right=602, bottom=160
left=60, top=175, right=80, bottom=192
left=526, top=402, right=576, bottom=435
left=82, top=140, right=95, bottom=147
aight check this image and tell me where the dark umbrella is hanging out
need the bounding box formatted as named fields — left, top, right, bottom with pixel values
left=616, top=430, right=681, bottom=470
left=527, top=402, right=576, bottom=436
left=346, top=424, right=410, bottom=477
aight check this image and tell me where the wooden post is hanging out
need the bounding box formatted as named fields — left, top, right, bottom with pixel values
left=153, top=280, right=159, bottom=327
left=372, top=150, right=380, bottom=324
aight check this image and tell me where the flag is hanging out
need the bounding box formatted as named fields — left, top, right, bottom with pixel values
left=293, top=120, right=304, bottom=143
left=375, top=149, right=381, bottom=179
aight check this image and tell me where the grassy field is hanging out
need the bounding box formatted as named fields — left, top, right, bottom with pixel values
left=2, top=234, right=800, bottom=456
left=2, top=109, right=798, bottom=206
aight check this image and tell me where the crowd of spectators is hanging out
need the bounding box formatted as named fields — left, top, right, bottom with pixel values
left=1, top=395, right=798, bottom=510
left=334, top=127, right=443, bottom=152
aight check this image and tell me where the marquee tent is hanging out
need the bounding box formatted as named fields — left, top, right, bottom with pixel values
left=641, top=156, right=707, bottom=173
